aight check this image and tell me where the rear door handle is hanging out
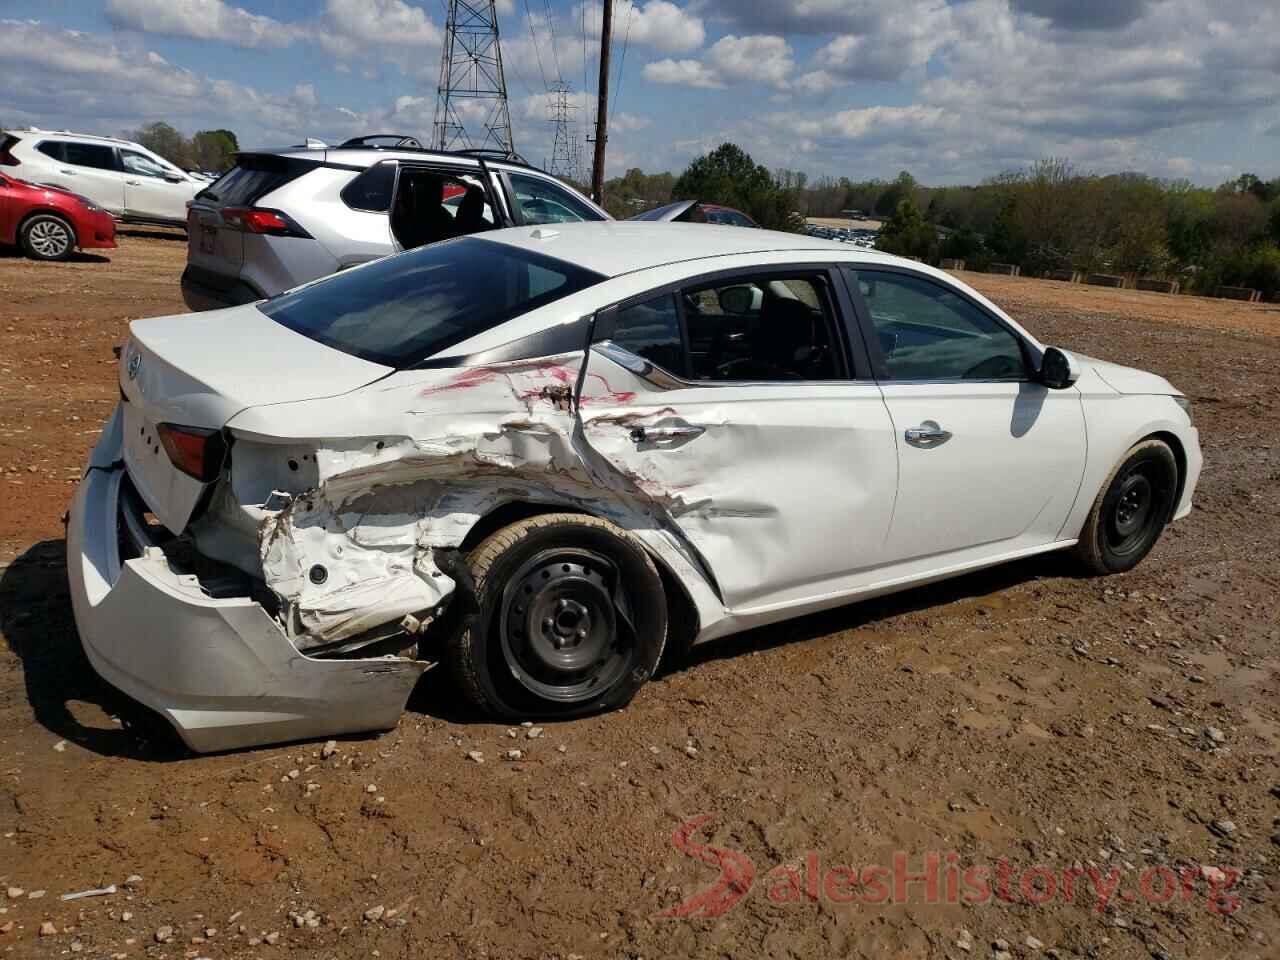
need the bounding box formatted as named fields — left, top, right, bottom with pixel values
left=59, top=169, right=77, bottom=175
left=125, top=179, right=141, bottom=186
left=905, top=421, right=952, bottom=448
left=630, top=424, right=705, bottom=444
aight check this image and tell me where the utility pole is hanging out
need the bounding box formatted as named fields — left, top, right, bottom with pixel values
left=590, top=0, right=613, bottom=202
left=434, top=0, right=515, bottom=154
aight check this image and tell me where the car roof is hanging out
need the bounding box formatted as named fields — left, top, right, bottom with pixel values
left=246, top=144, right=547, bottom=176
left=478, top=221, right=907, bottom=278
left=6, top=128, right=133, bottom=146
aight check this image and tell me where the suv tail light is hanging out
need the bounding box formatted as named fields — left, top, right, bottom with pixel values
left=221, top=206, right=311, bottom=238
left=0, top=136, right=20, bottom=166
left=156, top=424, right=227, bottom=482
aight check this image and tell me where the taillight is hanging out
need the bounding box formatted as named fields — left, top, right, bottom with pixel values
left=156, top=424, right=226, bottom=482
left=221, top=206, right=310, bottom=237
left=0, top=147, right=19, bottom=166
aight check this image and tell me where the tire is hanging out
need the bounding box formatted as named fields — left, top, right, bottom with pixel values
left=1075, top=438, right=1178, bottom=575
left=448, top=513, right=667, bottom=721
left=20, top=213, right=76, bottom=261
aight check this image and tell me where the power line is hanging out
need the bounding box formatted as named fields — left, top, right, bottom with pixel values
left=542, top=0, right=563, bottom=83
left=523, top=0, right=549, bottom=91
left=611, top=0, right=636, bottom=121
left=434, top=0, right=515, bottom=154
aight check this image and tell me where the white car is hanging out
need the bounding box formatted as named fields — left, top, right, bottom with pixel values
left=67, top=223, right=1201, bottom=752
left=1, top=129, right=204, bottom=226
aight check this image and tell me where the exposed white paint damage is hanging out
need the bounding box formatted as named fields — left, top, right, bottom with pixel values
left=192, top=353, right=719, bottom=652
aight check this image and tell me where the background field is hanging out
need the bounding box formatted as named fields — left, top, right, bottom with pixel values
left=0, top=234, right=1277, bottom=959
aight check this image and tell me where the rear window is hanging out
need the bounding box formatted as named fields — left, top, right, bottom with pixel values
left=62, top=142, right=118, bottom=171
left=258, top=236, right=606, bottom=367
left=196, top=154, right=316, bottom=206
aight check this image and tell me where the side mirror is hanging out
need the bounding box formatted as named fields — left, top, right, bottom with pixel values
left=718, top=285, right=758, bottom=315
left=1039, top=346, right=1080, bottom=389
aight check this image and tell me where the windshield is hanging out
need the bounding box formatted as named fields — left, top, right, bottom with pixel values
left=259, top=237, right=606, bottom=367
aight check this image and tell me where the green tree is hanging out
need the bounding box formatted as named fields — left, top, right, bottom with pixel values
left=191, top=129, right=239, bottom=172
left=875, top=197, right=935, bottom=260
left=672, top=143, right=800, bottom=231
left=874, top=170, right=918, bottom=217
left=125, top=121, right=192, bottom=168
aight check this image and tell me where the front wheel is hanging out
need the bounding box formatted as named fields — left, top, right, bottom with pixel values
left=448, top=514, right=668, bottom=720
left=1075, top=439, right=1178, bottom=575
left=20, top=214, right=76, bottom=261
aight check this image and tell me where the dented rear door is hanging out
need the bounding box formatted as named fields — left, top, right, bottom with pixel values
left=578, top=346, right=898, bottom=615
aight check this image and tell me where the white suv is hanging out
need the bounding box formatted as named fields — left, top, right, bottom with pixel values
left=0, top=128, right=205, bottom=226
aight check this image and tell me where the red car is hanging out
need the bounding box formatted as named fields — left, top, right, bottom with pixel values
left=0, top=171, right=116, bottom=261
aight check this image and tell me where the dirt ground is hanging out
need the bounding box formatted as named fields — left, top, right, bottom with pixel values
left=0, top=232, right=1277, bottom=960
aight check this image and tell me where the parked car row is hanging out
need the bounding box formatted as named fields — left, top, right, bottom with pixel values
left=1, top=128, right=206, bottom=226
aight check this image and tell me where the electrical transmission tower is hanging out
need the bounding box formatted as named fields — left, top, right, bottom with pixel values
left=547, top=81, right=581, bottom=183
left=434, top=0, right=515, bottom=154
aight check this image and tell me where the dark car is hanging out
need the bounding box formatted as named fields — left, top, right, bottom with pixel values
left=629, top=199, right=759, bottom=227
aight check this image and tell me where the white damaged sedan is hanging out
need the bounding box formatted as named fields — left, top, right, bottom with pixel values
left=68, top=223, right=1201, bottom=752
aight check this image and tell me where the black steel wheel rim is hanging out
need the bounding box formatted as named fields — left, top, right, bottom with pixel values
left=1106, top=465, right=1161, bottom=556
left=498, top=548, right=635, bottom=703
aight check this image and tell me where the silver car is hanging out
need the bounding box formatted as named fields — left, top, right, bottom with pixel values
left=181, top=135, right=610, bottom=311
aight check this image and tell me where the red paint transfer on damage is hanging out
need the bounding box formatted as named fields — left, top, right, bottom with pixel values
left=418, top=364, right=635, bottom=405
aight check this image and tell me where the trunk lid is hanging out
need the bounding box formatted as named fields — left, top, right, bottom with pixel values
left=120, top=304, right=391, bottom=533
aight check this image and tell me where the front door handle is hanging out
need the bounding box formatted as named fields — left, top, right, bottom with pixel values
left=630, top=424, right=705, bottom=444
left=126, top=179, right=141, bottom=186
left=904, top=421, right=952, bottom=448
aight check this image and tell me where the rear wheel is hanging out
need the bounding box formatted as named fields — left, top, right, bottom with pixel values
left=448, top=514, right=667, bottom=720
left=1075, top=439, right=1178, bottom=575
left=20, top=213, right=75, bottom=261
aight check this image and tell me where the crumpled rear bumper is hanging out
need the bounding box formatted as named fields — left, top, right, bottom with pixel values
left=66, top=409, right=427, bottom=753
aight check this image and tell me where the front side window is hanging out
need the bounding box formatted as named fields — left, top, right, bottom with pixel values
left=683, top=275, right=841, bottom=382
left=846, top=268, right=1027, bottom=381
left=259, top=236, right=605, bottom=367
left=508, top=172, right=603, bottom=225
left=61, top=142, right=118, bottom=171
left=120, top=150, right=170, bottom=179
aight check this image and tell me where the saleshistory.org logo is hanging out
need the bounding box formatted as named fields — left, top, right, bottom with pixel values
left=654, top=816, right=1242, bottom=920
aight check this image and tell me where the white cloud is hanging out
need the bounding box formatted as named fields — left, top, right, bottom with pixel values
left=578, top=1, right=705, bottom=54
left=707, top=34, right=794, bottom=86
left=105, top=0, right=441, bottom=60
left=643, top=57, right=724, bottom=89
left=105, top=0, right=301, bottom=48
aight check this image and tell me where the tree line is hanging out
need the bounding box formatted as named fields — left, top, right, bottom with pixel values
left=849, top=164, right=1280, bottom=300
left=602, top=145, right=1280, bottom=300
left=122, top=121, right=240, bottom=174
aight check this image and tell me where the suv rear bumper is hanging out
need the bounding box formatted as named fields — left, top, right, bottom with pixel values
left=67, top=407, right=428, bottom=753
left=181, top=264, right=265, bottom=313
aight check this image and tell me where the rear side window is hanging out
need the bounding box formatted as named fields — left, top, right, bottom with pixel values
left=197, top=155, right=315, bottom=206
left=341, top=162, right=396, bottom=212
left=63, top=142, right=118, bottom=171
left=612, top=295, right=687, bottom=377
left=259, top=236, right=606, bottom=367
left=36, top=141, right=65, bottom=162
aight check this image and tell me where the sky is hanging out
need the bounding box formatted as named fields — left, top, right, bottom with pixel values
left=1, top=0, right=1278, bottom=186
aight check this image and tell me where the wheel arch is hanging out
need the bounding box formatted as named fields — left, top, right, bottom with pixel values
left=18, top=207, right=79, bottom=247
left=457, top=498, right=701, bottom=664
left=1147, top=429, right=1188, bottom=521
